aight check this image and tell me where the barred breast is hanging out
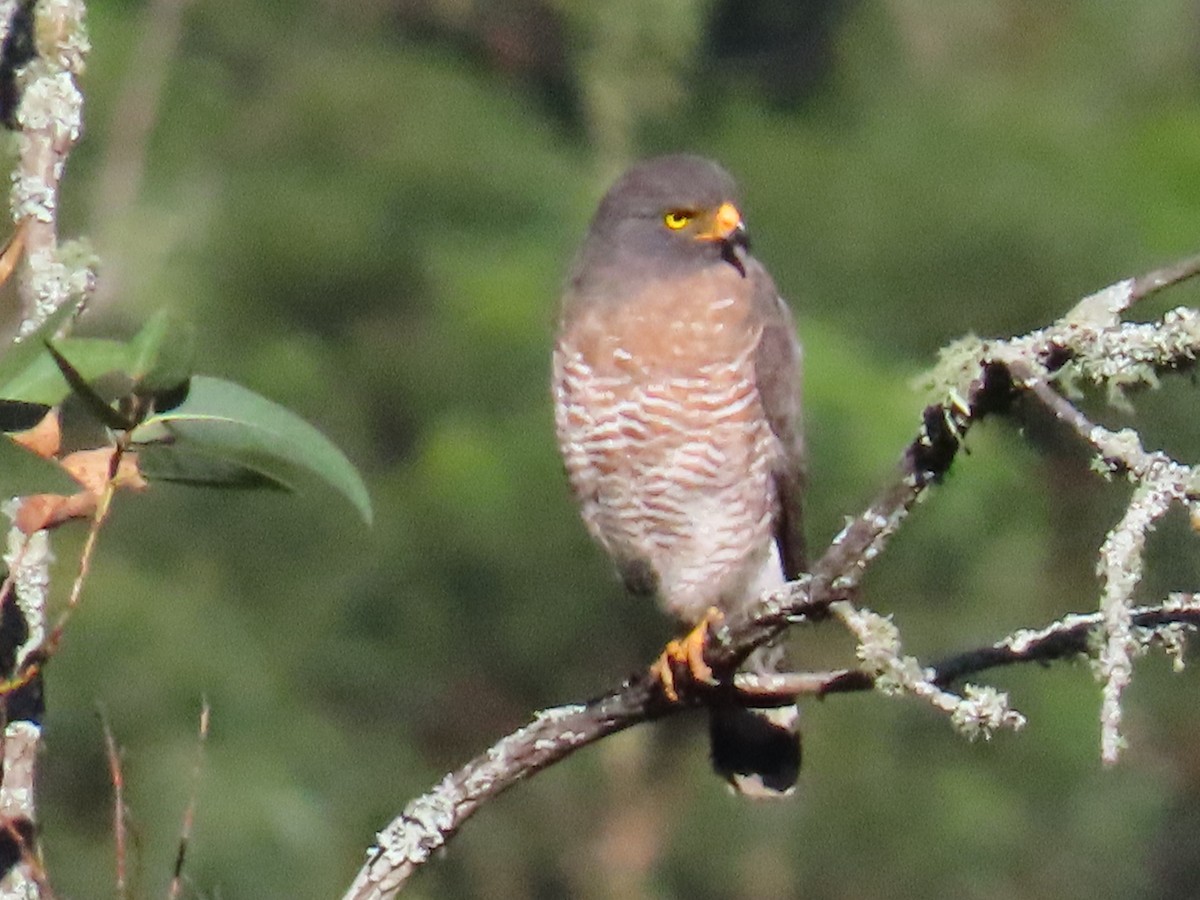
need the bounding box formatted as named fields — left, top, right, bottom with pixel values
left=552, top=276, right=782, bottom=626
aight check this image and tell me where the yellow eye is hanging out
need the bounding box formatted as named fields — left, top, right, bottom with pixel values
left=663, top=210, right=692, bottom=230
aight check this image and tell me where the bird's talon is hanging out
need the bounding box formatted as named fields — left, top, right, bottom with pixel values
left=650, top=647, right=680, bottom=702
left=651, top=607, right=724, bottom=701
left=684, top=608, right=723, bottom=686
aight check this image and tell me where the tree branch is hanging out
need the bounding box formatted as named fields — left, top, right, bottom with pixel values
left=10, top=0, right=92, bottom=338
left=0, top=3, right=90, bottom=895
left=343, top=252, right=1200, bottom=899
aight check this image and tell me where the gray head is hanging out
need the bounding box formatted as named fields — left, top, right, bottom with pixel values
left=569, top=155, right=752, bottom=292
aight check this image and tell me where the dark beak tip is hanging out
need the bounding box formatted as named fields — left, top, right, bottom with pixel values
left=720, top=239, right=748, bottom=277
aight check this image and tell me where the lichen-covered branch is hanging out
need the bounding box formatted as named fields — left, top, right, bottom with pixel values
left=9, top=0, right=92, bottom=337
left=344, top=253, right=1200, bottom=898
left=344, top=322, right=1004, bottom=898
left=926, top=595, right=1200, bottom=688
left=0, top=2, right=91, bottom=895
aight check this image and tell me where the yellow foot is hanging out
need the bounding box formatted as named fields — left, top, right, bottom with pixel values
left=650, top=607, right=724, bottom=702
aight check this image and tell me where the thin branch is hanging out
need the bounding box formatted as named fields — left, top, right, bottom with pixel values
left=1129, top=253, right=1200, bottom=303
left=929, top=597, right=1200, bottom=687
left=167, top=700, right=210, bottom=900
left=99, top=708, right=129, bottom=900
left=740, top=595, right=1200, bottom=699
left=997, top=325, right=1199, bottom=763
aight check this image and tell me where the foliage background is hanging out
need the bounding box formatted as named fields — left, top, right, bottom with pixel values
left=20, top=0, right=1200, bottom=897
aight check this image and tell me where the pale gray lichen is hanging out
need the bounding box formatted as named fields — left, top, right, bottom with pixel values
left=949, top=684, right=1026, bottom=740
left=833, top=601, right=1025, bottom=739
left=1, top=720, right=41, bottom=815
left=37, top=0, right=90, bottom=74
left=16, top=244, right=95, bottom=337
left=367, top=702, right=596, bottom=881
left=1054, top=308, right=1200, bottom=402
left=1088, top=455, right=1118, bottom=480
left=1002, top=612, right=1097, bottom=657
left=912, top=333, right=986, bottom=402
left=1154, top=594, right=1200, bottom=671
left=379, top=775, right=457, bottom=866
left=11, top=169, right=55, bottom=224
left=1082, top=604, right=1196, bottom=681
left=1137, top=622, right=1190, bottom=672
left=1091, top=466, right=1191, bottom=764
left=2, top=512, right=50, bottom=668
left=836, top=604, right=902, bottom=675
left=9, top=0, right=91, bottom=339
left=533, top=703, right=587, bottom=722
left=829, top=520, right=852, bottom=546
left=15, top=67, right=83, bottom=144
left=1063, top=278, right=1136, bottom=327
left=1093, top=428, right=1142, bottom=474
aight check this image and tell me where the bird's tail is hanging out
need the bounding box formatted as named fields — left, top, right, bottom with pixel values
left=708, top=643, right=801, bottom=798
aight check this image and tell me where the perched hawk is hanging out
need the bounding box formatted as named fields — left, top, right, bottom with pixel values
left=553, top=155, right=806, bottom=796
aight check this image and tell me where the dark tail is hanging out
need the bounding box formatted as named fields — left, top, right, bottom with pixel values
left=708, top=646, right=801, bottom=798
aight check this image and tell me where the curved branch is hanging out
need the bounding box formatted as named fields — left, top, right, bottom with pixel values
left=343, top=252, right=1200, bottom=899
left=343, top=359, right=996, bottom=899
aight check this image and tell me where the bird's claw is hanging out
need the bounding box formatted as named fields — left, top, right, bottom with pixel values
left=650, top=607, right=723, bottom=702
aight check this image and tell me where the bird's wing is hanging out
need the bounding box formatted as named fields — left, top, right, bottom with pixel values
left=752, top=275, right=807, bottom=579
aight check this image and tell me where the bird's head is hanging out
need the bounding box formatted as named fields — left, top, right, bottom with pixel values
left=579, top=155, right=752, bottom=282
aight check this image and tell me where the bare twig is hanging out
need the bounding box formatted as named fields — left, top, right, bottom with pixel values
left=1129, top=253, right=1200, bottom=303
left=167, top=700, right=210, bottom=900
left=59, top=448, right=121, bottom=618
left=99, top=708, right=129, bottom=900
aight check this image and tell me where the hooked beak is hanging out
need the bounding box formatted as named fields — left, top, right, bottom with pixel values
left=695, top=201, right=748, bottom=247
left=697, top=201, right=749, bottom=276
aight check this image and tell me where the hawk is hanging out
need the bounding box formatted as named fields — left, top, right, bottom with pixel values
left=553, top=155, right=806, bottom=796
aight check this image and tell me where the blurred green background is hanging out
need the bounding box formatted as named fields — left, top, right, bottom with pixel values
left=22, top=0, right=1200, bottom=897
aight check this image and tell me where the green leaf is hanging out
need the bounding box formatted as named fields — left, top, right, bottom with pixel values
left=45, top=340, right=134, bottom=430
left=136, top=443, right=281, bottom=490
left=0, top=302, right=82, bottom=400
left=0, top=337, right=130, bottom=405
left=0, top=434, right=78, bottom=497
left=130, top=376, right=373, bottom=525
left=0, top=308, right=196, bottom=409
